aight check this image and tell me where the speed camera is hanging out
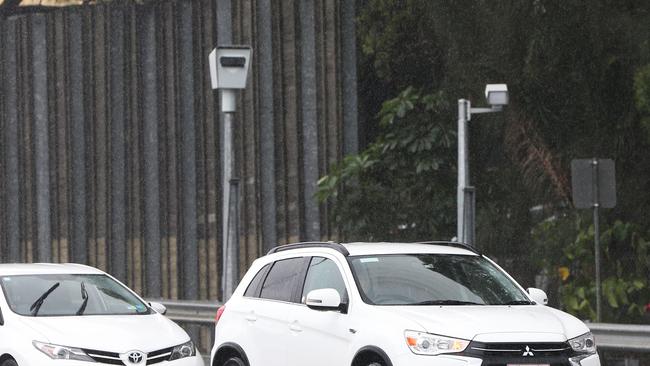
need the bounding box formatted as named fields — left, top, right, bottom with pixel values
left=209, top=46, right=252, bottom=90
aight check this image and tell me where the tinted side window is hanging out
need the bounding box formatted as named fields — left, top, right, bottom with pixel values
left=260, top=258, right=305, bottom=302
left=244, top=264, right=270, bottom=298
left=302, top=257, right=348, bottom=303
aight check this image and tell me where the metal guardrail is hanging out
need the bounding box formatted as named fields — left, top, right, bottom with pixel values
left=157, top=300, right=650, bottom=356
left=589, top=323, right=650, bottom=352
left=159, top=300, right=221, bottom=325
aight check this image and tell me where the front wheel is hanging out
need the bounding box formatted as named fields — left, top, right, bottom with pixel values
left=223, top=356, right=246, bottom=366
left=1, top=359, right=18, bottom=366
left=366, top=363, right=384, bottom=366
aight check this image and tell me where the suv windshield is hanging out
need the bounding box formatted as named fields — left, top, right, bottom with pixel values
left=349, top=254, right=531, bottom=306
left=0, top=274, right=151, bottom=316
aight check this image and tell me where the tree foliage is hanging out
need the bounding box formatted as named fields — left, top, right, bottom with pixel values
left=318, top=88, right=456, bottom=241
left=532, top=215, right=650, bottom=323
left=320, top=0, right=650, bottom=322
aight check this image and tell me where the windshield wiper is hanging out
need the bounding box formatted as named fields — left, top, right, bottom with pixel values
left=412, top=300, right=484, bottom=306
left=76, top=282, right=89, bottom=315
left=502, top=300, right=535, bottom=305
left=30, top=282, right=60, bottom=316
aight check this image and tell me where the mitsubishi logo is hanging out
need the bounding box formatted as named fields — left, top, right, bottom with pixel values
left=120, top=350, right=146, bottom=365
left=522, top=345, right=534, bottom=357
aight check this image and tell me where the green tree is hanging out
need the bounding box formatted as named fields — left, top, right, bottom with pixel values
left=321, top=0, right=650, bottom=318
left=319, top=88, right=456, bottom=241
left=532, top=216, right=650, bottom=323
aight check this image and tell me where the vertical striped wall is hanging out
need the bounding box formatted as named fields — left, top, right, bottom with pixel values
left=0, top=0, right=358, bottom=301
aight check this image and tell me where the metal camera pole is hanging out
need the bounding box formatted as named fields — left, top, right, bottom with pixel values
left=221, top=90, right=239, bottom=301
left=457, top=99, right=471, bottom=245
left=456, top=85, right=508, bottom=246
left=209, top=45, right=251, bottom=301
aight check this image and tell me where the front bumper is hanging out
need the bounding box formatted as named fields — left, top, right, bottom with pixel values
left=391, top=352, right=600, bottom=366
left=17, top=354, right=205, bottom=366
left=392, top=353, right=483, bottom=366
left=571, top=353, right=601, bottom=366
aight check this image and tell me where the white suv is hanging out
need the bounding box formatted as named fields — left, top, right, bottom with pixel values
left=210, top=242, right=600, bottom=366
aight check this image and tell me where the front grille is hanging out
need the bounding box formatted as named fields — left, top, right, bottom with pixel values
left=84, top=349, right=123, bottom=365
left=461, top=341, right=573, bottom=366
left=147, top=347, right=174, bottom=365
left=82, top=346, right=175, bottom=365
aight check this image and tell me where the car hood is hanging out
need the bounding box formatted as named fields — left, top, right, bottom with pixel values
left=382, top=305, right=590, bottom=342
left=18, top=313, right=189, bottom=352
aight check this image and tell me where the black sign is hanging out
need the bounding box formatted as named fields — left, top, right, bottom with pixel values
left=571, top=159, right=616, bottom=209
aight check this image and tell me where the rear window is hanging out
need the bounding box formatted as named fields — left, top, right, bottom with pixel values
left=259, top=258, right=305, bottom=302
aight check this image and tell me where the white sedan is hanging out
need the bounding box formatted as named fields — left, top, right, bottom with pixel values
left=0, top=263, right=204, bottom=366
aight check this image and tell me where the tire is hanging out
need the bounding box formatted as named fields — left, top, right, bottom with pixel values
left=366, top=363, right=383, bottom=366
left=1, top=359, right=18, bottom=366
left=223, top=356, right=246, bottom=366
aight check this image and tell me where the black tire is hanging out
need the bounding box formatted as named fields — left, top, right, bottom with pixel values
left=1, top=359, right=18, bottom=366
left=366, top=362, right=383, bottom=366
left=223, top=356, right=245, bottom=366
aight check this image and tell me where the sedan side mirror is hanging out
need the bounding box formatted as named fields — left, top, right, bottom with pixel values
left=149, top=301, right=167, bottom=315
left=305, top=288, right=343, bottom=312
left=527, top=287, right=548, bottom=305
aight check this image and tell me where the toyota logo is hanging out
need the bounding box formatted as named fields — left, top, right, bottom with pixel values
left=127, top=351, right=144, bottom=364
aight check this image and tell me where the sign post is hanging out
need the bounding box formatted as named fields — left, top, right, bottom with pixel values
left=571, top=158, right=616, bottom=322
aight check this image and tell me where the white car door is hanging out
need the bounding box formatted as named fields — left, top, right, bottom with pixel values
left=287, top=256, right=354, bottom=366
left=242, top=256, right=308, bottom=366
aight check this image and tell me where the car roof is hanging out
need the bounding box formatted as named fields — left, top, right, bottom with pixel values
left=266, top=241, right=479, bottom=258
left=342, top=242, right=478, bottom=256
left=0, top=263, right=105, bottom=276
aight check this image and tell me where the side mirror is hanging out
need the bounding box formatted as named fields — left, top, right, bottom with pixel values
left=305, top=288, right=343, bottom=312
left=149, top=301, right=167, bottom=315
left=527, top=287, right=548, bottom=305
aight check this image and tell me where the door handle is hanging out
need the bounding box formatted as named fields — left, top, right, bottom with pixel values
left=289, top=322, right=302, bottom=332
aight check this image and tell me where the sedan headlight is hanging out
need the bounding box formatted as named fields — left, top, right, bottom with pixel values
left=568, top=332, right=597, bottom=354
left=33, top=341, right=95, bottom=362
left=404, top=330, right=469, bottom=355
left=169, top=340, right=196, bottom=360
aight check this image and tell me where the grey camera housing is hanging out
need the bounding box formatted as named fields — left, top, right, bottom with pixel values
left=484, top=84, right=509, bottom=106
left=209, top=46, right=252, bottom=90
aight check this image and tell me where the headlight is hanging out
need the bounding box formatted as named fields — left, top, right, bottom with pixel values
left=569, top=332, right=597, bottom=354
left=404, top=330, right=469, bottom=355
left=33, top=341, right=95, bottom=362
left=169, top=340, right=196, bottom=360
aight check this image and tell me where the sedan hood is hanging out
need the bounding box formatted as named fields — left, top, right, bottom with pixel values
left=383, top=305, right=590, bottom=342
left=19, top=313, right=189, bottom=352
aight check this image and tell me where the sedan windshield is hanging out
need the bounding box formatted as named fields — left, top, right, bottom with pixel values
left=0, top=274, right=150, bottom=316
left=349, top=254, right=531, bottom=306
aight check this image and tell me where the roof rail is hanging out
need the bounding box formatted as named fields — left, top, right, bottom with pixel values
left=415, top=241, right=480, bottom=254
left=267, top=241, right=349, bottom=256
